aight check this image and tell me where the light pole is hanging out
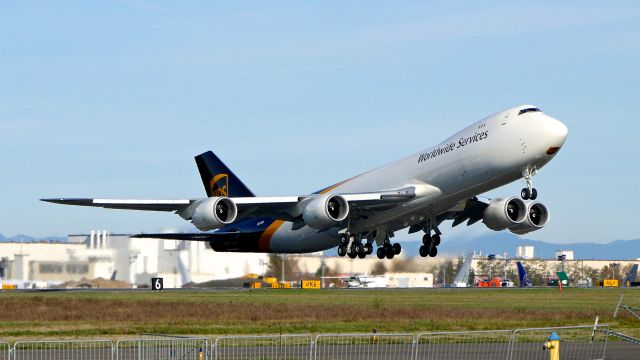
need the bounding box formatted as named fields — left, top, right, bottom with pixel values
left=279, top=254, right=286, bottom=283
left=609, top=263, right=619, bottom=280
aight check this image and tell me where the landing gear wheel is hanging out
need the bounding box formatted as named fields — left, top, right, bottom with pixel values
left=337, top=246, right=347, bottom=257
left=348, top=245, right=357, bottom=259
left=385, top=246, right=395, bottom=259
left=376, top=247, right=385, bottom=259
left=521, top=188, right=531, bottom=200
left=357, top=250, right=366, bottom=259
left=432, top=234, right=441, bottom=246
left=356, top=243, right=364, bottom=255
left=339, top=234, right=349, bottom=246
left=419, top=245, right=428, bottom=257
left=422, top=234, right=431, bottom=246
left=530, top=188, right=538, bottom=200
left=364, top=243, right=373, bottom=255
left=392, top=243, right=401, bottom=255
left=429, top=246, right=438, bottom=257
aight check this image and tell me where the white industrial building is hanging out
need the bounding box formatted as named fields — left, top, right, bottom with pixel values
left=555, top=249, right=574, bottom=260
left=516, top=245, right=535, bottom=259
left=0, top=230, right=268, bottom=288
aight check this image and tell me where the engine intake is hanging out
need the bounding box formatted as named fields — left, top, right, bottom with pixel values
left=303, top=194, right=349, bottom=229
left=191, top=197, right=238, bottom=231
left=482, top=197, right=527, bottom=231
left=509, top=202, right=550, bottom=235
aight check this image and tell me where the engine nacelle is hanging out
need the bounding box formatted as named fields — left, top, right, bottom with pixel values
left=191, top=197, right=238, bottom=231
left=302, top=194, right=349, bottom=229
left=482, top=197, right=527, bottom=231
left=509, top=202, right=550, bottom=235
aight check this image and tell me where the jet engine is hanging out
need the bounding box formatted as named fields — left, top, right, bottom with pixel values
left=509, top=202, right=550, bottom=235
left=191, top=197, right=238, bottom=231
left=482, top=197, right=527, bottom=231
left=302, top=194, right=349, bottom=229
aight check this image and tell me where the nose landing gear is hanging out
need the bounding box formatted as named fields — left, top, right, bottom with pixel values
left=521, top=168, right=538, bottom=200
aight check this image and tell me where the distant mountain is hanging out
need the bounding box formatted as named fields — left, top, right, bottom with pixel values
left=0, top=233, right=67, bottom=243
left=398, top=232, right=640, bottom=260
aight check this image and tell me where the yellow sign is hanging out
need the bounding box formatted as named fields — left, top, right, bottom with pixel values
left=603, top=279, right=619, bottom=287
left=250, top=282, right=261, bottom=289
left=301, top=280, right=321, bottom=289
left=271, top=282, right=292, bottom=289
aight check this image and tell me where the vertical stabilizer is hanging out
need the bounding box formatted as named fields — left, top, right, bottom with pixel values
left=195, top=151, right=255, bottom=197
left=517, top=262, right=532, bottom=287
left=623, top=264, right=638, bottom=286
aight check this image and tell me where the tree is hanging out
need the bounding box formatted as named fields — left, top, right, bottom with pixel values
left=267, top=254, right=300, bottom=281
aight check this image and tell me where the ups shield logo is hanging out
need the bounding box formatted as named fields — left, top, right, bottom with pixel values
left=210, top=174, right=229, bottom=197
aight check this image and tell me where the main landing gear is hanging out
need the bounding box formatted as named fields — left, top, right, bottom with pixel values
left=337, top=233, right=374, bottom=259
left=419, top=233, right=440, bottom=258
left=337, top=233, right=400, bottom=260
left=376, top=240, right=401, bottom=260
left=521, top=167, right=538, bottom=200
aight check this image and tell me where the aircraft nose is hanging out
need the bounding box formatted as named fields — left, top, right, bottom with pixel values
left=544, top=116, right=568, bottom=155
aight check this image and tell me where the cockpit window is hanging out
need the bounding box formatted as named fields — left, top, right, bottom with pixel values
left=518, top=108, right=541, bottom=115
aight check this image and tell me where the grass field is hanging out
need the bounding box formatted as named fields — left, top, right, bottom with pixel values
left=0, top=288, right=638, bottom=341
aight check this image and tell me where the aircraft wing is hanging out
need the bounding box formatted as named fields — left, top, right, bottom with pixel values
left=42, top=186, right=417, bottom=222
left=442, top=197, right=491, bottom=227
left=41, top=198, right=196, bottom=212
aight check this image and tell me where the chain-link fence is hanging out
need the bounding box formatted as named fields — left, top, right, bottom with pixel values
left=12, top=340, right=114, bottom=360
left=509, top=325, right=608, bottom=360
left=116, top=337, right=209, bottom=360
left=314, top=333, right=415, bottom=360
left=0, top=342, right=9, bottom=360
left=415, top=330, right=513, bottom=360
left=3, top=324, right=638, bottom=359
left=214, top=334, right=312, bottom=359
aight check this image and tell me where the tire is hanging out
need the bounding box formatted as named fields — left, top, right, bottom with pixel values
left=521, top=188, right=530, bottom=200
left=422, top=234, right=431, bottom=246
left=376, top=247, right=385, bottom=259
left=364, top=243, right=373, bottom=255
left=337, top=246, right=346, bottom=257
left=429, top=246, right=438, bottom=257
left=356, top=243, right=364, bottom=255
left=348, top=251, right=357, bottom=259
left=340, top=234, right=349, bottom=246
left=432, top=234, right=441, bottom=246
left=419, top=245, right=428, bottom=257
left=392, top=243, right=401, bottom=255
left=530, top=188, right=538, bottom=200
left=385, top=246, right=395, bottom=259
left=357, top=251, right=366, bottom=259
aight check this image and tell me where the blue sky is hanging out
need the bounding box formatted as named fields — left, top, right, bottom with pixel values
left=1, top=1, right=638, bottom=244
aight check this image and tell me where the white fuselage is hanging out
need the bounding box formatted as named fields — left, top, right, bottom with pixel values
left=269, top=105, right=568, bottom=252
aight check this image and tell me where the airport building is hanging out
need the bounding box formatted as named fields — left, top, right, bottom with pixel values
left=0, top=230, right=268, bottom=288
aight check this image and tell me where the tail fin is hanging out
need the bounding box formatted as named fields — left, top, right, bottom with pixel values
left=517, top=262, right=532, bottom=287
left=195, top=151, right=255, bottom=197
left=623, top=264, right=638, bottom=285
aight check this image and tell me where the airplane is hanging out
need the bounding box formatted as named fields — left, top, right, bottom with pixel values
left=43, top=104, right=568, bottom=260
left=517, top=261, right=533, bottom=287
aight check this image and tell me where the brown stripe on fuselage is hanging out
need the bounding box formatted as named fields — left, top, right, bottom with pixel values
left=258, top=220, right=285, bottom=252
